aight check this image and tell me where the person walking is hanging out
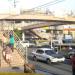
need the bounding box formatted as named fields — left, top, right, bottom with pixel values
left=5, top=44, right=12, bottom=65
left=9, top=34, right=15, bottom=52
left=71, top=53, right=75, bottom=75
left=1, top=33, right=7, bottom=50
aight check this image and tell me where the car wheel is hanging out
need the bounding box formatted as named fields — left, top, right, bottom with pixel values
left=46, top=59, right=51, bottom=64
left=33, top=56, right=37, bottom=61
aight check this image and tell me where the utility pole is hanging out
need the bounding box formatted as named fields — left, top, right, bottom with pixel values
left=8, top=0, right=18, bottom=8
left=13, top=0, right=16, bottom=8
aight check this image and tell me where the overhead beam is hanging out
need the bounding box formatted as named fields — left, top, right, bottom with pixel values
left=0, top=14, right=75, bottom=22
left=21, top=21, right=72, bottom=30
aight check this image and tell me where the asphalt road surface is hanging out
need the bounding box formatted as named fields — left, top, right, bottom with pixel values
left=28, top=48, right=72, bottom=75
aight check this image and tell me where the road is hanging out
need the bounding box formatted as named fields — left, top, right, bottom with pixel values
left=28, top=48, right=72, bottom=75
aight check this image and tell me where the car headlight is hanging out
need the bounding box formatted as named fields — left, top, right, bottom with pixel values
left=50, top=56, right=55, bottom=59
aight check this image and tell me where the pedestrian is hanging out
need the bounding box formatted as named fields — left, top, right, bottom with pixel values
left=9, top=30, right=13, bottom=36
left=4, top=44, right=12, bottom=65
left=9, top=34, right=15, bottom=52
left=1, top=33, right=7, bottom=50
left=71, top=53, right=75, bottom=75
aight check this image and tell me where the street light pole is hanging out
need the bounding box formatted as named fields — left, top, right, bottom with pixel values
left=51, top=36, right=53, bottom=49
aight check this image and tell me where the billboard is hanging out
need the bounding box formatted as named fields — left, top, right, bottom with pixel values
left=65, top=35, right=72, bottom=40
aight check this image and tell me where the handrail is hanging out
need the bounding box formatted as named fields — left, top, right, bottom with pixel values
left=2, top=31, right=34, bottom=72
left=13, top=32, right=27, bottom=62
left=14, top=32, right=34, bottom=72
left=2, top=31, right=27, bottom=62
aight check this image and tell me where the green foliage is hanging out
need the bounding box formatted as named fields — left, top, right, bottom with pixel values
left=46, top=29, right=51, bottom=33
left=14, top=29, right=22, bottom=39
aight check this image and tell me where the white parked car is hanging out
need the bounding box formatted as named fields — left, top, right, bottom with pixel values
left=16, top=40, right=29, bottom=47
left=28, top=41, right=36, bottom=47
left=16, top=40, right=36, bottom=47
left=31, top=48, right=65, bottom=64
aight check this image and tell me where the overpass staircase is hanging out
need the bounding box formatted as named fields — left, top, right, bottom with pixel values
left=0, top=31, right=26, bottom=68
left=31, top=29, right=50, bottom=41
left=25, top=29, right=50, bottom=40
left=28, top=29, right=43, bottom=39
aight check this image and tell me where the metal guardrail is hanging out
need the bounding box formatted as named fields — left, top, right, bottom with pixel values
left=2, top=31, right=27, bottom=63
left=14, top=32, right=34, bottom=72
left=54, top=43, right=75, bottom=46
left=13, top=32, right=28, bottom=63
left=2, top=31, right=34, bottom=72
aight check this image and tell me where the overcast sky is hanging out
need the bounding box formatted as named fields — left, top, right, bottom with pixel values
left=0, top=0, right=75, bottom=16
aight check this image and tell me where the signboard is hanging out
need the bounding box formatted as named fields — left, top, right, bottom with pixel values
left=65, top=35, right=72, bottom=40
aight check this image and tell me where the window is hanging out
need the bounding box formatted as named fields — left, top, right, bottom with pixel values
left=36, top=50, right=44, bottom=54
left=45, top=50, right=56, bottom=55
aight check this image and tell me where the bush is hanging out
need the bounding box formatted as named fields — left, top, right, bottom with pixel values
left=14, top=29, right=22, bottom=39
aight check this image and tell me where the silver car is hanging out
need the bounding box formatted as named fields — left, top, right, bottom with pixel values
left=32, top=48, right=65, bottom=64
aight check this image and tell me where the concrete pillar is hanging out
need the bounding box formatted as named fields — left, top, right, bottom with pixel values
left=22, top=32, right=25, bottom=41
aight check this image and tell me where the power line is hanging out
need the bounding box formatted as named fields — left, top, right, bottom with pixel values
left=30, top=0, right=65, bottom=10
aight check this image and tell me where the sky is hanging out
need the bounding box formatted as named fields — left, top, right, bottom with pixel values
left=0, top=0, right=75, bottom=16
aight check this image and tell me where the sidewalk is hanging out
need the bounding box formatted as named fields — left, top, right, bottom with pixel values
left=0, top=66, right=54, bottom=75
left=0, top=67, right=24, bottom=72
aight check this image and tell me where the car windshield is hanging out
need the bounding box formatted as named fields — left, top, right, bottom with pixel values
left=45, top=50, right=56, bottom=55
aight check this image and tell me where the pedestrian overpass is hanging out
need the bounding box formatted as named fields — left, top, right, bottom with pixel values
left=0, top=13, right=75, bottom=41
left=0, top=13, right=75, bottom=29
